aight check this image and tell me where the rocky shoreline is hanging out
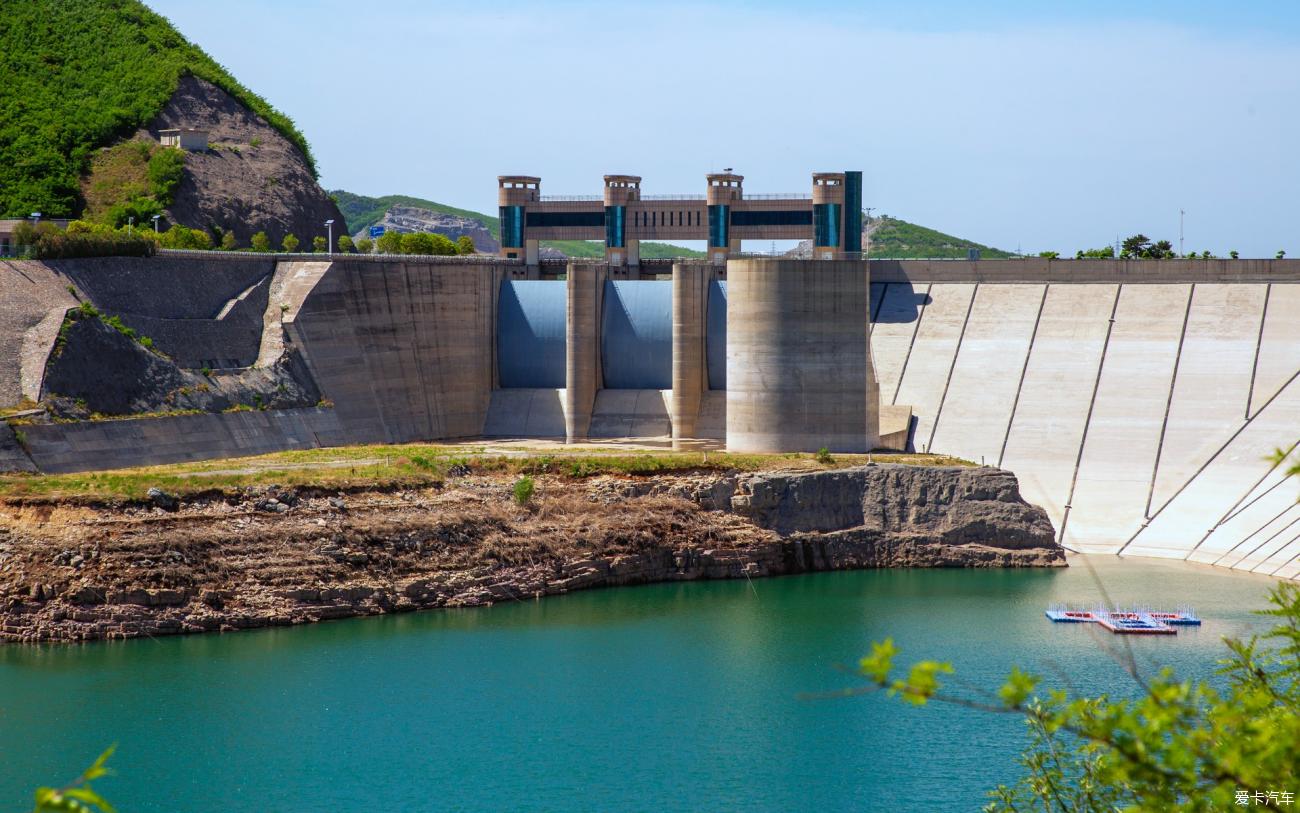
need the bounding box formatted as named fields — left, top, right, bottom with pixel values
left=0, top=465, right=1063, bottom=643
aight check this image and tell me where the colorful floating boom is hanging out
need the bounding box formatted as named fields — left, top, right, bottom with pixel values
left=1044, top=605, right=1202, bottom=635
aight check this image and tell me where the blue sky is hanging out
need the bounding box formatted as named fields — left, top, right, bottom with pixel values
left=149, top=0, right=1300, bottom=255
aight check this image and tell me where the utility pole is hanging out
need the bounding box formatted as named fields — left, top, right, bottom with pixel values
left=1179, top=209, right=1185, bottom=257
left=325, top=219, right=334, bottom=256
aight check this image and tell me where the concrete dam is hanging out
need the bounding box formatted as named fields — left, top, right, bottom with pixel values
left=3, top=254, right=1300, bottom=580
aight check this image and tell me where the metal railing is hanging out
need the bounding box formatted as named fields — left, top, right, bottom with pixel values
left=639, top=194, right=707, bottom=201
left=742, top=193, right=812, bottom=200
left=538, top=195, right=604, bottom=202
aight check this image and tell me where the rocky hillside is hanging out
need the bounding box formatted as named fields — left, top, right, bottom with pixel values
left=0, top=0, right=343, bottom=244
left=128, top=75, right=346, bottom=246
left=358, top=206, right=500, bottom=253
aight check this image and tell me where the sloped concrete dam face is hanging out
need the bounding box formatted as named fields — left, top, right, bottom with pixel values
left=871, top=269, right=1300, bottom=580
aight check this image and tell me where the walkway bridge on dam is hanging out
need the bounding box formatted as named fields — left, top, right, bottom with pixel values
left=4, top=253, right=1300, bottom=581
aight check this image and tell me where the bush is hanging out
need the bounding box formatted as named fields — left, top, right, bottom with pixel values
left=146, top=146, right=185, bottom=205
left=156, top=225, right=211, bottom=250
left=355, top=237, right=373, bottom=254
left=250, top=231, right=271, bottom=252
left=375, top=231, right=403, bottom=254
left=313, top=235, right=327, bottom=253
left=456, top=235, right=476, bottom=255
left=220, top=230, right=238, bottom=251
left=512, top=475, right=535, bottom=505
left=815, top=447, right=834, bottom=464
left=31, top=229, right=156, bottom=259
left=337, top=235, right=354, bottom=253
left=281, top=234, right=300, bottom=253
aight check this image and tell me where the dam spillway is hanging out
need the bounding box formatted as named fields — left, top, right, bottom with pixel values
left=4, top=254, right=1300, bottom=579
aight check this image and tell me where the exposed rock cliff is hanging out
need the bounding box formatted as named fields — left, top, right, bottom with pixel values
left=135, top=76, right=347, bottom=246
left=0, top=464, right=1062, bottom=643
left=354, top=206, right=499, bottom=253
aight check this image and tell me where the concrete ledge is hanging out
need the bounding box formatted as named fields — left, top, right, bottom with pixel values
left=872, top=258, right=1300, bottom=284
left=20, top=407, right=343, bottom=473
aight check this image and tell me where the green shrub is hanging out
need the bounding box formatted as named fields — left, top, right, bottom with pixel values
left=146, top=147, right=185, bottom=205
left=281, top=234, right=300, bottom=253
left=355, top=237, right=373, bottom=254
left=375, top=231, right=404, bottom=254
left=337, top=235, right=354, bottom=253
left=456, top=235, right=476, bottom=254
left=512, top=475, right=535, bottom=505
left=815, top=447, right=834, bottom=464
left=156, top=225, right=211, bottom=251
left=220, top=231, right=238, bottom=251
left=250, top=231, right=271, bottom=252
left=312, top=235, right=327, bottom=253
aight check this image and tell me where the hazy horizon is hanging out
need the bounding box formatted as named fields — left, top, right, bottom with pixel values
left=149, top=0, right=1300, bottom=257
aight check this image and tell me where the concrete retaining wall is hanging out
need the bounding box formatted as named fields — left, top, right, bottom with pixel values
left=19, top=407, right=343, bottom=473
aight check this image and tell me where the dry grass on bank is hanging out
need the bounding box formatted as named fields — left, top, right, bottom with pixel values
left=0, top=443, right=971, bottom=503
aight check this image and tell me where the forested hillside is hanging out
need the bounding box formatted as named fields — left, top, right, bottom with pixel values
left=0, top=0, right=316, bottom=217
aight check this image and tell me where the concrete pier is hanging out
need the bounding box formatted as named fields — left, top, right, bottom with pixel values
left=671, top=263, right=708, bottom=447
left=565, top=263, right=602, bottom=443
left=725, top=259, right=879, bottom=453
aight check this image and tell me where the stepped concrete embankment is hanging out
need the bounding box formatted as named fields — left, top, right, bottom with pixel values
left=0, top=464, right=1060, bottom=643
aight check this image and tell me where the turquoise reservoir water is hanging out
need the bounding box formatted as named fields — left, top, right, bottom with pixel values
left=0, top=557, right=1281, bottom=812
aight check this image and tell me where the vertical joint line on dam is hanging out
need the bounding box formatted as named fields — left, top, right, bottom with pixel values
left=1144, top=284, right=1196, bottom=520
left=892, top=283, right=932, bottom=406
left=998, top=283, right=1049, bottom=469
left=1058, top=284, right=1123, bottom=547
left=1246, top=283, right=1272, bottom=420
left=926, top=282, right=979, bottom=453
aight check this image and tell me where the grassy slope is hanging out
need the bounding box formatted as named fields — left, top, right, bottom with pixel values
left=0, top=444, right=970, bottom=501
left=869, top=216, right=1013, bottom=259
left=333, top=190, right=706, bottom=259
left=0, top=0, right=316, bottom=218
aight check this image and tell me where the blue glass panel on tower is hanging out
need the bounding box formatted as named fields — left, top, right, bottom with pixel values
left=708, top=205, right=730, bottom=248
left=843, top=171, right=862, bottom=253
left=500, top=206, right=524, bottom=248
left=813, top=203, right=842, bottom=248
left=605, top=206, right=626, bottom=248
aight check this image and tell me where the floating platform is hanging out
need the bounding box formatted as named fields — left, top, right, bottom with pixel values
left=1045, top=605, right=1201, bottom=635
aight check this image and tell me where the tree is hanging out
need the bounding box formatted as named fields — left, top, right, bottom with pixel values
left=312, top=235, right=327, bottom=253
left=1120, top=234, right=1150, bottom=258
left=1076, top=246, right=1115, bottom=259
left=281, top=233, right=299, bottom=253
left=848, top=581, right=1300, bottom=812
left=337, top=235, right=354, bottom=253
left=1230, top=250, right=1239, bottom=259
left=220, top=230, right=238, bottom=251
left=399, top=232, right=432, bottom=255
left=1278, top=250, right=1287, bottom=260
left=1036, top=251, right=1059, bottom=259
left=429, top=233, right=457, bottom=256
left=375, top=230, right=403, bottom=254
left=456, top=235, right=476, bottom=255
left=250, top=231, right=271, bottom=252
left=355, top=237, right=373, bottom=254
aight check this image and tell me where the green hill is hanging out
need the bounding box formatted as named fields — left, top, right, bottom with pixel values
left=867, top=216, right=1012, bottom=259
left=0, top=0, right=316, bottom=218
left=333, top=190, right=706, bottom=259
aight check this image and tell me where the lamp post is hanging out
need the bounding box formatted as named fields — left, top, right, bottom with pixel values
left=30, top=212, right=41, bottom=227
left=127, top=216, right=135, bottom=236
left=325, top=219, right=334, bottom=255
left=151, top=214, right=161, bottom=233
